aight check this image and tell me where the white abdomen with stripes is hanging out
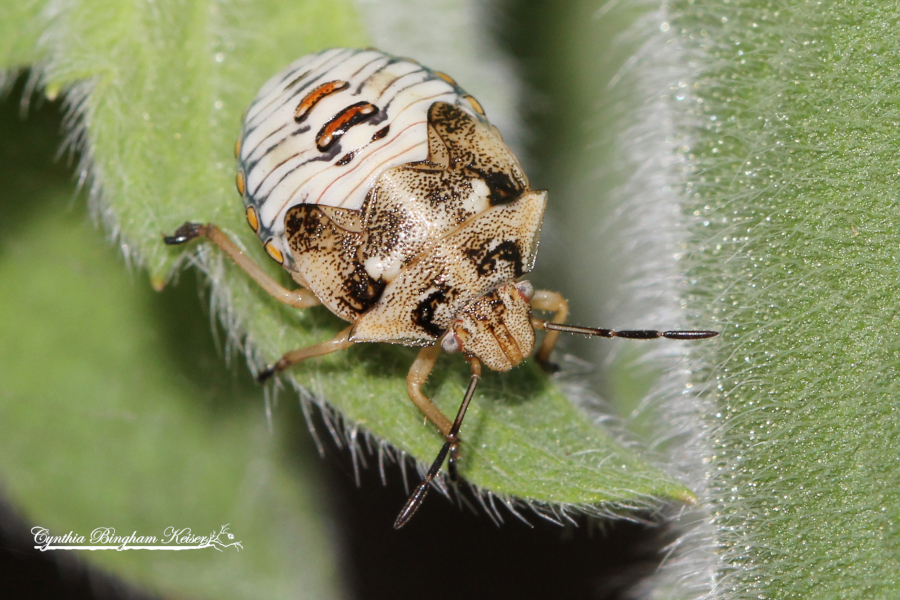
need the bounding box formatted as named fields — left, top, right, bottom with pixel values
left=238, top=48, right=486, bottom=259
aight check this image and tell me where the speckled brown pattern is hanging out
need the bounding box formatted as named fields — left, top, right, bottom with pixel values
left=283, top=101, right=546, bottom=347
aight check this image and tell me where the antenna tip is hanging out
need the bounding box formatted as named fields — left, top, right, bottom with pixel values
left=663, top=330, right=719, bottom=340
left=394, top=482, right=430, bottom=529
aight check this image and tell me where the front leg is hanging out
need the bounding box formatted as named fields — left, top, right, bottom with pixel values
left=530, top=290, right=569, bottom=370
left=395, top=355, right=482, bottom=529
left=405, top=344, right=452, bottom=436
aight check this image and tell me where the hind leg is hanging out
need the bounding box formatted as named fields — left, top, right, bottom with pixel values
left=164, top=222, right=320, bottom=309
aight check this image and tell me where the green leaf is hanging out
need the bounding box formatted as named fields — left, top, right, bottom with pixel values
left=1, top=1, right=694, bottom=574
left=0, top=90, right=344, bottom=599
left=675, top=0, right=900, bottom=597
left=0, top=1, right=45, bottom=71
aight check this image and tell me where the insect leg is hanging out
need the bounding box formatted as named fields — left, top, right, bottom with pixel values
left=164, top=222, right=321, bottom=309
left=257, top=325, right=354, bottom=382
left=406, top=344, right=453, bottom=436
left=395, top=358, right=481, bottom=529
left=529, top=290, right=569, bottom=370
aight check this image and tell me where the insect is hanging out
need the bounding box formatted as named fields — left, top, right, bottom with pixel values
left=164, top=48, right=717, bottom=529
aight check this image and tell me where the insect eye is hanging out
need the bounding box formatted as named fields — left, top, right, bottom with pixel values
left=515, top=281, right=534, bottom=302
left=441, top=331, right=461, bottom=353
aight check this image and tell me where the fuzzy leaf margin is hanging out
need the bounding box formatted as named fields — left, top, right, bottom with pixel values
left=675, top=0, right=900, bottom=597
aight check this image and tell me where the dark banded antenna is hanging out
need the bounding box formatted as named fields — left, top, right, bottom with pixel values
left=537, top=321, right=719, bottom=340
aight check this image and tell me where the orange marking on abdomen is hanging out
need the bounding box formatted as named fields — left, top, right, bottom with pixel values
left=316, top=102, right=379, bottom=152
left=464, top=94, right=485, bottom=116
left=264, top=239, right=284, bottom=264
left=294, top=80, right=350, bottom=123
left=245, top=206, right=259, bottom=233
left=434, top=71, right=456, bottom=85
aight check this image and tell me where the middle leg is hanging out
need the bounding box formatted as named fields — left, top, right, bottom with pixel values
left=258, top=325, right=355, bottom=381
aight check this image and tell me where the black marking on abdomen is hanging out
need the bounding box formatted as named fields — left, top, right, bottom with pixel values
left=372, top=125, right=390, bottom=141
left=336, top=150, right=356, bottom=166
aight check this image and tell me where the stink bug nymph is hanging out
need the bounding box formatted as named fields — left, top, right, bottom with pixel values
left=164, top=48, right=717, bottom=529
